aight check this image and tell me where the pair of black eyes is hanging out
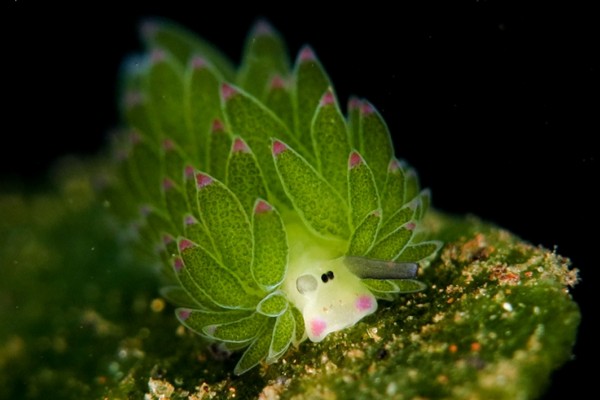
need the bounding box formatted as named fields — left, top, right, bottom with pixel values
left=321, top=271, right=335, bottom=283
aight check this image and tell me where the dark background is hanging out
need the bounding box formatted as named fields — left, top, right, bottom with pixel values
left=4, top=2, right=598, bottom=398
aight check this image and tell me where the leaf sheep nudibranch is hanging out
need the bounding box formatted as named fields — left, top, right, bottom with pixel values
left=109, top=18, right=442, bottom=375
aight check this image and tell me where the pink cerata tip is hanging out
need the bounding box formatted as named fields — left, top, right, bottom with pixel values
left=360, top=102, right=375, bottom=115
left=272, top=140, right=287, bottom=156
left=162, top=178, right=174, bottom=190
left=348, top=97, right=361, bottom=111
left=299, top=46, right=316, bottom=62
left=232, top=138, right=249, bottom=153
left=254, top=200, right=272, bottom=214
left=321, top=90, right=335, bottom=106
left=177, top=309, right=191, bottom=320
left=349, top=152, right=363, bottom=168
left=173, top=257, right=184, bottom=272
left=211, top=118, right=225, bottom=133
left=150, top=49, right=165, bottom=63
left=270, top=75, right=285, bottom=89
left=178, top=239, right=193, bottom=251
left=191, top=56, right=207, bottom=69
left=195, top=173, right=213, bottom=188
left=221, top=83, right=237, bottom=101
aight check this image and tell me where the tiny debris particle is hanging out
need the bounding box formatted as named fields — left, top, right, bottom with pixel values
left=228, top=386, right=237, bottom=397
left=367, top=327, right=382, bottom=342
left=407, top=369, right=419, bottom=380
left=490, top=265, right=521, bottom=285
left=410, top=332, right=421, bottom=343
left=432, top=312, right=445, bottom=323
left=304, top=365, right=316, bottom=374
left=346, top=349, right=365, bottom=359
left=151, top=298, right=166, bottom=313
left=147, top=377, right=174, bottom=399
left=259, top=383, right=284, bottom=400
left=386, top=382, right=398, bottom=395
left=324, top=360, right=338, bottom=373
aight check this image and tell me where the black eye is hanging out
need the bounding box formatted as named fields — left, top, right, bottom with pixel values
left=321, top=271, right=334, bottom=283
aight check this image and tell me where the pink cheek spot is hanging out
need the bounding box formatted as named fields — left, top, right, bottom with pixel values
left=355, top=295, right=374, bottom=312
left=310, top=318, right=327, bottom=338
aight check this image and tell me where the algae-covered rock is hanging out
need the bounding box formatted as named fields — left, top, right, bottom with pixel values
left=0, top=164, right=579, bottom=399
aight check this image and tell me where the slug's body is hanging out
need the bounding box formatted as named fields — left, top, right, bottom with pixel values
left=109, top=19, right=441, bottom=374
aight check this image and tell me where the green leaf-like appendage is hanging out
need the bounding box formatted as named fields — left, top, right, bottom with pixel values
left=251, top=200, right=288, bottom=290
left=273, top=140, right=350, bottom=239
left=348, top=151, right=380, bottom=228
left=110, top=19, right=441, bottom=375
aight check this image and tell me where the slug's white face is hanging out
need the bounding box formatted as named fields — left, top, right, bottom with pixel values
left=285, top=257, right=377, bottom=342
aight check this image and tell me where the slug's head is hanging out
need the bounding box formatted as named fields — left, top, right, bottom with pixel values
left=291, top=257, right=377, bottom=342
